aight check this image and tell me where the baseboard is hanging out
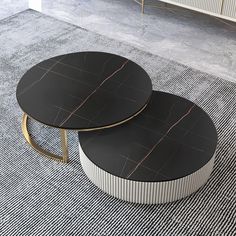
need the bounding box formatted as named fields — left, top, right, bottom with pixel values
left=144, top=0, right=236, bottom=23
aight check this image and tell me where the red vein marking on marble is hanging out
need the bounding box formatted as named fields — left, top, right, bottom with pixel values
left=37, top=65, right=94, bottom=88
left=53, top=107, right=61, bottom=125
left=50, top=57, right=98, bottom=76
left=126, top=104, right=196, bottom=179
left=53, top=105, right=94, bottom=123
left=99, top=56, right=114, bottom=76
left=120, top=156, right=129, bottom=176
left=18, top=60, right=61, bottom=96
left=59, top=59, right=129, bottom=127
left=120, top=154, right=169, bottom=178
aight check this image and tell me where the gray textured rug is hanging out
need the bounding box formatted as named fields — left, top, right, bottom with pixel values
left=0, top=10, right=235, bottom=236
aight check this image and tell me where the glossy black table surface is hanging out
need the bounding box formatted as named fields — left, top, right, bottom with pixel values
left=16, top=52, right=152, bottom=130
left=79, top=91, right=218, bottom=182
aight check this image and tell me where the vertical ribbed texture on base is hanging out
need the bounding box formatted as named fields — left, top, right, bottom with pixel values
left=79, top=145, right=215, bottom=204
left=222, top=0, right=236, bottom=18
left=169, top=0, right=222, bottom=13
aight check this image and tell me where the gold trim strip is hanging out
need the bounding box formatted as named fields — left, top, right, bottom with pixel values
left=20, top=100, right=149, bottom=163
left=77, top=102, right=148, bottom=132
left=20, top=100, right=149, bottom=132
left=22, top=113, right=69, bottom=163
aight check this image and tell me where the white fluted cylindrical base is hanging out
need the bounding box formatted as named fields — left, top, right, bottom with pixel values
left=79, top=145, right=215, bottom=204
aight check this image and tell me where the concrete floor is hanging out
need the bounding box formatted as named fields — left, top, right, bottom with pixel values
left=0, top=0, right=28, bottom=20
left=39, top=0, right=236, bottom=83
left=1, top=0, right=236, bottom=83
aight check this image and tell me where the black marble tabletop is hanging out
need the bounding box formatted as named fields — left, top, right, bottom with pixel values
left=16, top=52, right=152, bottom=130
left=79, top=91, right=218, bottom=182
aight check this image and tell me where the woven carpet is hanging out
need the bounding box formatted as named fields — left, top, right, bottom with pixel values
left=0, top=10, right=235, bottom=236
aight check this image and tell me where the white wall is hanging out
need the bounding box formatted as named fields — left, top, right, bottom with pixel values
left=29, top=0, right=42, bottom=11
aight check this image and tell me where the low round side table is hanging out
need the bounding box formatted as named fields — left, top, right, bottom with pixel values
left=79, top=91, right=218, bottom=204
left=16, top=52, right=217, bottom=204
left=16, top=52, right=152, bottom=163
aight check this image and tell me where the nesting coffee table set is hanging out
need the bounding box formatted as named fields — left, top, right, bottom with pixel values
left=16, top=52, right=217, bottom=204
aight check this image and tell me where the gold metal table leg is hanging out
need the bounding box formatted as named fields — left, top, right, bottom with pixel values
left=60, top=129, right=68, bottom=163
left=141, top=0, right=145, bottom=13
left=134, top=0, right=172, bottom=14
left=22, top=113, right=69, bottom=163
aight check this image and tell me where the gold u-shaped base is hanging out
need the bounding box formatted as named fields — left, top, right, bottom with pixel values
left=22, top=113, right=69, bottom=163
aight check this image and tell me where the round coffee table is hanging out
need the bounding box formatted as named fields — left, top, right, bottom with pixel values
left=16, top=52, right=152, bottom=162
left=79, top=91, right=218, bottom=204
